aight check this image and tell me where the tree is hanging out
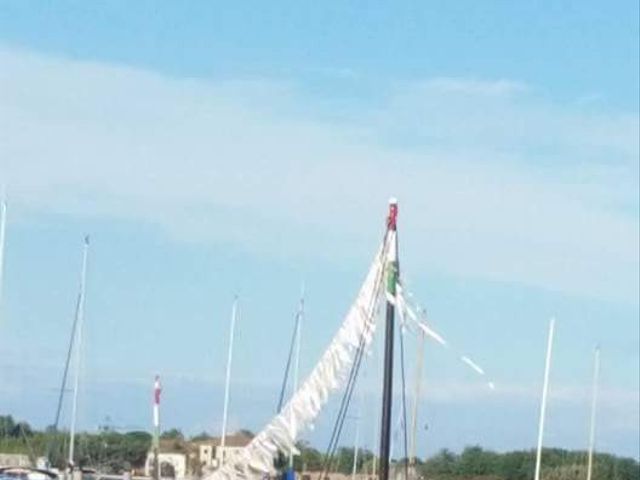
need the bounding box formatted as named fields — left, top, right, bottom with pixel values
left=456, top=446, right=498, bottom=476
left=160, top=429, right=184, bottom=440
left=423, top=449, right=458, bottom=476
left=616, top=457, right=640, bottom=480
left=12, top=422, right=34, bottom=437
left=191, top=432, right=213, bottom=442
left=0, top=415, right=16, bottom=437
left=332, top=447, right=357, bottom=474
left=497, top=450, right=534, bottom=480
left=294, top=441, right=323, bottom=472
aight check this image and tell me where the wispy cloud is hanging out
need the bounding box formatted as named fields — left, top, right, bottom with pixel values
left=415, top=77, right=529, bottom=97
left=0, top=46, right=637, bottom=305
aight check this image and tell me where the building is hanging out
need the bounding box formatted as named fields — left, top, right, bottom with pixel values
left=144, top=437, right=195, bottom=479
left=197, top=432, right=253, bottom=470
left=142, top=432, right=253, bottom=478
left=144, top=452, right=188, bottom=479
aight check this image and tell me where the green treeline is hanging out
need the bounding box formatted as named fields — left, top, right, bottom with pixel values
left=292, top=444, right=639, bottom=480
left=0, top=415, right=151, bottom=472
left=415, top=446, right=639, bottom=480
left=1, top=416, right=638, bottom=480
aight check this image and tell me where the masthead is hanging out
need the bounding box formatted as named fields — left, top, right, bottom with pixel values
left=387, top=198, right=398, bottom=231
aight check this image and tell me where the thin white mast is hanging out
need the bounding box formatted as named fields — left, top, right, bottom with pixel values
left=68, top=236, right=90, bottom=468
left=534, top=317, right=555, bottom=480
left=351, top=394, right=363, bottom=480
left=586, top=346, right=600, bottom=480
left=409, top=327, right=426, bottom=465
left=289, top=284, right=304, bottom=469
left=0, top=193, right=7, bottom=314
left=370, top=324, right=382, bottom=479
left=220, top=296, right=238, bottom=466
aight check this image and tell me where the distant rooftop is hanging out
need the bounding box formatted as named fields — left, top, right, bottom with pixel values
left=156, top=431, right=254, bottom=453
left=195, top=432, right=253, bottom=448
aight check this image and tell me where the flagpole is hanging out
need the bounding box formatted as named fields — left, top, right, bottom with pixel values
left=220, top=296, right=238, bottom=466
left=153, top=375, right=162, bottom=480
left=534, top=317, right=555, bottom=480
left=379, top=198, right=399, bottom=480
left=586, top=346, right=600, bottom=480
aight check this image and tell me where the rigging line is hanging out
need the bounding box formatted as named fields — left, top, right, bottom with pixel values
left=53, top=291, right=82, bottom=428
left=331, top=239, right=387, bottom=434
left=322, top=237, right=388, bottom=457
left=399, top=286, right=495, bottom=391
left=316, top=351, right=360, bottom=477
left=318, top=234, right=389, bottom=479
left=326, top=258, right=386, bottom=472
left=319, top=298, right=376, bottom=479
left=318, top=319, right=366, bottom=474
left=19, top=423, right=37, bottom=466
left=370, top=314, right=383, bottom=479
left=325, top=333, right=369, bottom=475
left=326, top=321, right=373, bottom=475
left=276, top=310, right=301, bottom=413
left=46, top=289, right=83, bottom=463
left=398, top=318, right=409, bottom=480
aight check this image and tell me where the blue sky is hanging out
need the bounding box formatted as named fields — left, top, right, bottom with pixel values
left=0, top=0, right=638, bottom=460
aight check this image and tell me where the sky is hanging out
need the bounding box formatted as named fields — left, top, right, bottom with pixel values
left=0, top=0, right=638, bottom=461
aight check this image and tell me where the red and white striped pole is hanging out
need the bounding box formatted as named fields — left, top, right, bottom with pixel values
left=153, top=375, right=162, bottom=480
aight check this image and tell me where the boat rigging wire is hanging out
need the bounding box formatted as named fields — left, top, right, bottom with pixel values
left=276, top=309, right=302, bottom=413
left=46, top=289, right=83, bottom=464
left=317, top=230, right=390, bottom=480
left=398, top=316, right=410, bottom=480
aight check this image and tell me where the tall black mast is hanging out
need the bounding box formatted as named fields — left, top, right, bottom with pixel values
left=379, top=199, right=399, bottom=480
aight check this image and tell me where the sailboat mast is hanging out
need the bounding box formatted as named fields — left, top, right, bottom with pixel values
left=409, top=327, right=426, bottom=466
left=534, top=317, right=555, bottom=480
left=0, top=195, right=6, bottom=314
left=68, top=236, right=90, bottom=468
left=351, top=393, right=363, bottom=480
left=351, top=422, right=360, bottom=480
left=586, top=346, right=600, bottom=480
left=379, top=198, right=399, bottom=480
left=220, top=296, right=238, bottom=466
left=289, top=286, right=304, bottom=469
left=370, top=329, right=381, bottom=480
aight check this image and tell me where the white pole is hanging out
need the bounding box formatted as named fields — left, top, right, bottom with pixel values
left=351, top=393, right=364, bottom=480
left=534, top=317, right=555, bottom=480
left=289, top=285, right=304, bottom=470
left=0, top=195, right=7, bottom=315
left=586, top=346, right=600, bottom=480
left=371, top=327, right=381, bottom=479
left=220, top=296, right=238, bottom=466
left=410, top=327, right=426, bottom=465
left=68, top=236, right=90, bottom=468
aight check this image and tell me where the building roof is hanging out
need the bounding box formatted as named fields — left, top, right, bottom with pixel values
left=156, top=439, right=190, bottom=454
left=152, top=431, right=254, bottom=454
left=196, top=432, right=253, bottom=448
